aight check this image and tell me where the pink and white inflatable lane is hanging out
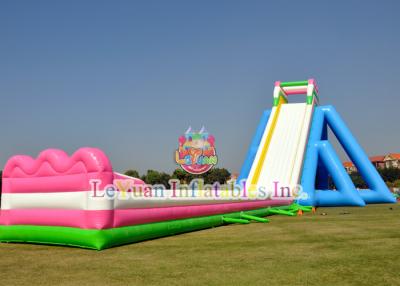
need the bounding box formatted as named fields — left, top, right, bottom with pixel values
left=0, top=147, right=291, bottom=249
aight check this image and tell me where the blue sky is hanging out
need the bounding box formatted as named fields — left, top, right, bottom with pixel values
left=1, top=0, right=399, bottom=175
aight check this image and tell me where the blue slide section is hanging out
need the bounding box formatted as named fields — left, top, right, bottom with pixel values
left=299, top=105, right=396, bottom=206
left=237, top=109, right=271, bottom=182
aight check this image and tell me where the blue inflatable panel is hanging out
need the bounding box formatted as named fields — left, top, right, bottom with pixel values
left=315, top=141, right=365, bottom=206
left=323, top=106, right=396, bottom=204
left=299, top=105, right=396, bottom=206
left=237, top=109, right=271, bottom=183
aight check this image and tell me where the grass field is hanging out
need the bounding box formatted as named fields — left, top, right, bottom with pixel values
left=0, top=203, right=399, bottom=286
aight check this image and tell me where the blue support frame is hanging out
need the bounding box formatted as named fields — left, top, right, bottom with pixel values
left=299, top=105, right=396, bottom=206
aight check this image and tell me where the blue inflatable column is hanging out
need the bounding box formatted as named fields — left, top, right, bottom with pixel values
left=323, top=106, right=396, bottom=204
left=315, top=121, right=330, bottom=189
left=237, top=109, right=271, bottom=182
left=299, top=107, right=325, bottom=206
left=299, top=106, right=366, bottom=206
left=315, top=141, right=365, bottom=206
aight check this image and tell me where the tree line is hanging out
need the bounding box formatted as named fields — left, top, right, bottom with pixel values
left=350, top=168, right=400, bottom=189
left=124, top=168, right=232, bottom=186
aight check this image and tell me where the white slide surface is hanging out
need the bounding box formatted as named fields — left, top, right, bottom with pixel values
left=246, top=103, right=313, bottom=194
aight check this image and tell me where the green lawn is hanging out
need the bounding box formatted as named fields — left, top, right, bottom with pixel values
left=0, top=204, right=399, bottom=286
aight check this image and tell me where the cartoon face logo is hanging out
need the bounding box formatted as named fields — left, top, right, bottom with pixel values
left=175, top=126, right=218, bottom=174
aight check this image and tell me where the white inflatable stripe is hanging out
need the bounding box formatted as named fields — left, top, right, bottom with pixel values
left=1, top=192, right=113, bottom=210
left=0, top=191, right=266, bottom=211
left=289, top=104, right=314, bottom=188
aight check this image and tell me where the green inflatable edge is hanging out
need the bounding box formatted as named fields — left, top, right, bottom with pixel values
left=0, top=205, right=293, bottom=250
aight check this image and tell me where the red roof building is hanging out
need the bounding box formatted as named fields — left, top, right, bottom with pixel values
left=343, top=153, right=400, bottom=173
left=369, top=155, right=385, bottom=169
left=384, top=153, right=400, bottom=169
left=343, top=161, right=356, bottom=173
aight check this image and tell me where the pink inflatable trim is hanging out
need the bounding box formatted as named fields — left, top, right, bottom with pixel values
left=113, top=172, right=145, bottom=186
left=3, top=147, right=112, bottom=178
left=2, top=148, right=147, bottom=193
left=0, top=199, right=291, bottom=229
left=282, top=87, right=308, bottom=95
left=2, top=172, right=144, bottom=194
left=2, top=172, right=114, bottom=193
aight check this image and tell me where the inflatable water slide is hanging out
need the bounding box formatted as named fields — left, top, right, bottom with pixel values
left=239, top=80, right=316, bottom=199
left=0, top=79, right=395, bottom=250
left=238, top=79, right=395, bottom=207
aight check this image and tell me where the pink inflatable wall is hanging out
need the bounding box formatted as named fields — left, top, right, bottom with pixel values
left=0, top=148, right=291, bottom=230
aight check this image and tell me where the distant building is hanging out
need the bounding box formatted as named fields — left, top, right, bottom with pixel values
left=384, top=153, right=400, bottom=169
left=343, top=153, right=400, bottom=173
left=343, top=161, right=357, bottom=173
left=369, top=155, right=385, bottom=169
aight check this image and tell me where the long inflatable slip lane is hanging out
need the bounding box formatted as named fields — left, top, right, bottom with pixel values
left=0, top=206, right=293, bottom=250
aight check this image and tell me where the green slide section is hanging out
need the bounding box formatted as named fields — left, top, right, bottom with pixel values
left=279, top=80, right=308, bottom=87
left=0, top=206, right=295, bottom=250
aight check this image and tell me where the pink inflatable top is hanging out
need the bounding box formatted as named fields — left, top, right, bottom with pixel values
left=3, top=147, right=112, bottom=178
left=1, top=147, right=146, bottom=194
